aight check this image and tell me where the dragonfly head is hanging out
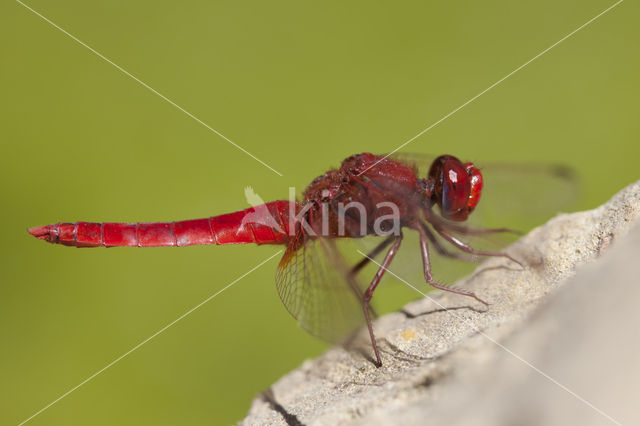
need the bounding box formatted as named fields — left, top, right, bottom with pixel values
left=427, top=155, right=483, bottom=222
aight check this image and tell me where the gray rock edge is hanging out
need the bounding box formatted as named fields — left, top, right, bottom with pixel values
left=241, top=180, right=640, bottom=426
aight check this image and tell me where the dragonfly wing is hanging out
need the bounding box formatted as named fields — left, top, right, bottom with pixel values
left=388, top=152, right=437, bottom=177
left=469, top=162, right=578, bottom=231
left=390, top=152, right=579, bottom=230
left=275, top=235, right=373, bottom=343
left=388, top=152, right=579, bottom=284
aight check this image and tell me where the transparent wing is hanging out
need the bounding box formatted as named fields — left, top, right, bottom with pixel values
left=390, top=151, right=579, bottom=230
left=389, top=152, right=437, bottom=176
left=275, top=234, right=375, bottom=343
left=389, top=151, right=579, bottom=285
left=470, top=161, right=579, bottom=231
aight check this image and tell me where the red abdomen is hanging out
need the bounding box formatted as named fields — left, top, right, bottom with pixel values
left=28, top=201, right=294, bottom=247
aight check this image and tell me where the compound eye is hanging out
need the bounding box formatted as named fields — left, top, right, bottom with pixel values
left=463, top=162, right=483, bottom=213
left=428, top=155, right=471, bottom=221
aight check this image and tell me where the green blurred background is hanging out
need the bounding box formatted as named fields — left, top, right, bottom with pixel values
left=1, top=0, right=638, bottom=424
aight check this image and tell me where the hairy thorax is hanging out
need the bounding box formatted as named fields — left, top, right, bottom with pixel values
left=301, top=153, right=426, bottom=238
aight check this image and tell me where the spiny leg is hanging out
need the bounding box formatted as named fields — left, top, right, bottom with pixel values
left=348, top=236, right=396, bottom=320
left=362, top=234, right=403, bottom=367
left=426, top=213, right=521, bottom=236
left=350, top=236, right=395, bottom=276
left=417, top=225, right=488, bottom=306
left=421, top=224, right=476, bottom=262
left=434, top=225, right=523, bottom=268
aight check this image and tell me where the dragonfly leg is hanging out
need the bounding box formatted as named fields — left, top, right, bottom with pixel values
left=345, top=238, right=395, bottom=320
left=434, top=226, right=523, bottom=268
left=420, top=224, right=477, bottom=262
left=362, top=234, right=403, bottom=367
left=426, top=213, right=520, bottom=236
left=350, top=236, right=395, bottom=275
left=417, top=225, right=489, bottom=306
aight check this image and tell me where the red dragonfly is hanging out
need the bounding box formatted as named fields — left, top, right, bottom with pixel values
left=29, top=153, right=554, bottom=367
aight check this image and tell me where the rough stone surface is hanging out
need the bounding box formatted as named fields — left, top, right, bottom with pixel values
left=241, top=181, right=640, bottom=426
